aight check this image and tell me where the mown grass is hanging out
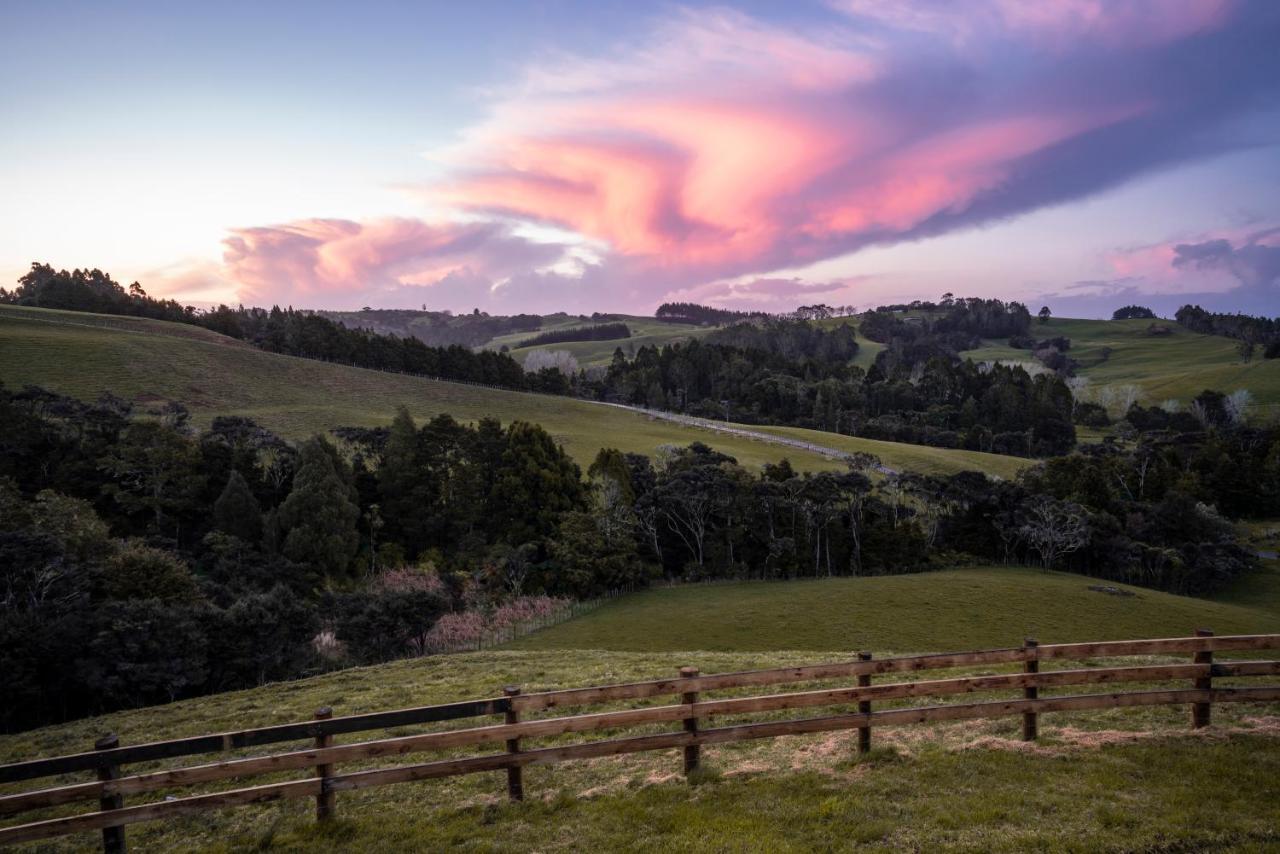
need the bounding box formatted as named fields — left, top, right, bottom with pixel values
left=0, top=305, right=1030, bottom=477
left=965, top=317, right=1280, bottom=409
left=505, top=565, right=1280, bottom=654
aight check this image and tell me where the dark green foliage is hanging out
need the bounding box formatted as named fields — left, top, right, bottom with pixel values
left=82, top=599, right=209, bottom=707
left=516, top=322, right=630, bottom=348
left=331, top=587, right=448, bottom=662
left=1176, top=304, right=1278, bottom=349
left=1113, top=305, right=1157, bottom=320
left=213, top=470, right=263, bottom=543
left=655, top=302, right=761, bottom=325
left=276, top=436, right=360, bottom=582
left=488, top=421, right=585, bottom=545
left=99, top=540, right=200, bottom=603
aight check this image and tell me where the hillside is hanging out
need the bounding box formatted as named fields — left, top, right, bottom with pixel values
left=491, top=315, right=717, bottom=369
left=0, top=305, right=1024, bottom=477
left=965, top=317, right=1280, bottom=413
left=507, top=564, right=1280, bottom=653
left=2, top=562, right=1278, bottom=851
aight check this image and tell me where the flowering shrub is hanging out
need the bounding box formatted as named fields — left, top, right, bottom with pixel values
left=420, top=596, right=574, bottom=654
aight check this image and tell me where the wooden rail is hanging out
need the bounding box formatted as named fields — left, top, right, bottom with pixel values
left=1, top=632, right=1277, bottom=849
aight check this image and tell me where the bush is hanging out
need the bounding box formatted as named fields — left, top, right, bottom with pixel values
left=100, top=540, right=200, bottom=603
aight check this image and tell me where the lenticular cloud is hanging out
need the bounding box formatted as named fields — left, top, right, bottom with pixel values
left=224, top=1, right=1280, bottom=312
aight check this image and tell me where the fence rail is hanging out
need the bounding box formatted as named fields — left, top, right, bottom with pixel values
left=2, top=631, right=1278, bottom=849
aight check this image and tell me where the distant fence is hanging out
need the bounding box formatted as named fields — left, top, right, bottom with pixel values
left=1, top=631, right=1278, bottom=849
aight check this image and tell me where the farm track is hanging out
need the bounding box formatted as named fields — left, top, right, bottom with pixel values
left=594, top=402, right=900, bottom=474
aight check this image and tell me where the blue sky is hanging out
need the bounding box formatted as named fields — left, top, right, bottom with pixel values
left=2, top=0, right=1278, bottom=315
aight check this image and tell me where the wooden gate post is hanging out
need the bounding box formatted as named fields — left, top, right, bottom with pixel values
left=313, top=707, right=336, bottom=821
left=504, top=686, right=524, bottom=801
left=1022, top=638, right=1039, bottom=742
left=680, top=666, right=700, bottom=776
left=1192, top=628, right=1213, bottom=729
left=94, top=734, right=126, bottom=854
left=857, top=652, right=873, bottom=754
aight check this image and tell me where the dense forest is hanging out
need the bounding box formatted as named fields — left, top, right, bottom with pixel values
left=3, top=371, right=1275, bottom=730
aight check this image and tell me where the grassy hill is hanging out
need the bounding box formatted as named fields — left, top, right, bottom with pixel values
left=965, top=317, right=1280, bottom=413
left=507, top=564, right=1280, bottom=653
left=3, top=562, right=1278, bottom=851
left=489, top=315, right=717, bottom=369
left=0, top=305, right=1024, bottom=477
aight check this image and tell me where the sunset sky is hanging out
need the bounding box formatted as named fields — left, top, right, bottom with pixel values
left=3, top=0, right=1279, bottom=316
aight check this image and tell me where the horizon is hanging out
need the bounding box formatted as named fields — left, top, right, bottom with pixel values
left=3, top=1, right=1279, bottom=318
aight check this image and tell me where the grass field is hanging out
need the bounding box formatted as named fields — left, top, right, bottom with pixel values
left=2, top=559, right=1278, bottom=850
left=0, top=305, right=1028, bottom=477
left=752, top=424, right=1032, bottom=480
left=491, top=316, right=716, bottom=369
left=506, top=565, right=1280, bottom=654
left=3, top=627, right=1278, bottom=850
left=965, top=317, right=1280, bottom=411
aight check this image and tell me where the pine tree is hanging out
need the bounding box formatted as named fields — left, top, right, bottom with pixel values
left=213, top=470, right=263, bottom=543
left=276, top=436, right=360, bottom=581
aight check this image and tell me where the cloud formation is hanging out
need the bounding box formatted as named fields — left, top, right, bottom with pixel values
left=220, top=218, right=570, bottom=310
left=214, top=1, right=1280, bottom=313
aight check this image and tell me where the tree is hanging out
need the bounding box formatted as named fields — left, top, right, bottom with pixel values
left=276, top=436, right=360, bottom=582
left=81, top=600, right=208, bottom=706
left=486, top=421, right=584, bottom=544
left=1020, top=497, right=1089, bottom=570
left=99, top=420, right=204, bottom=536
left=100, top=540, right=200, bottom=603
left=213, top=470, right=262, bottom=543
left=1038, top=306, right=1052, bottom=325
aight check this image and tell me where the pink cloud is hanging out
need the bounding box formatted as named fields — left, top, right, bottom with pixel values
left=200, top=2, right=1272, bottom=314
left=1105, top=223, right=1280, bottom=294
left=219, top=218, right=568, bottom=309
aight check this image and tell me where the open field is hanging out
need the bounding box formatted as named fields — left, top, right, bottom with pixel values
left=507, top=565, right=1280, bottom=653
left=751, top=424, right=1032, bottom=480
left=3, top=560, right=1279, bottom=850
left=965, top=317, right=1280, bottom=411
left=0, top=305, right=1027, bottom=477
left=3, top=643, right=1278, bottom=852
left=491, top=316, right=716, bottom=369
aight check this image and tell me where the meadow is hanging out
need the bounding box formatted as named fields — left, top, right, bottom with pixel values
left=3, top=558, right=1279, bottom=851
left=0, top=305, right=1024, bottom=477
left=965, top=316, right=1280, bottom=412
left=506, top=564, right=1280, bottom=653
left=492, top=315, right=718, bottom=369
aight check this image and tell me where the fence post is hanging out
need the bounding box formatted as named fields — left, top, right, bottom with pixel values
left=680, top=666, right=700, bottom=776
left=504, top=686, right=524, bottom=801
left=1192, top=628, right=1213, bottom=729
left=313, top=707, right=335, bottom=821
left=1022, top=638, right=1039, bottom=742
left=94, top=734, right=126, bottom=854
left=857, top=652, right=872, bottom=754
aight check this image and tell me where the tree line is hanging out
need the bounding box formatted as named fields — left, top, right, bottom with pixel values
left=515, top=322, right=631, bottom=348
left=4, top=372, right=1273, bottom=730
left=2, top=264, right=552, bottom=393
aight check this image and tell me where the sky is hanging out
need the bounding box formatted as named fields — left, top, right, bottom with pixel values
left=2, top=0, right=1279, bottom=317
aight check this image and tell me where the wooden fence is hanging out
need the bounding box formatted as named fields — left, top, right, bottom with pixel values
left=2, top=631, right=1278, bottom=850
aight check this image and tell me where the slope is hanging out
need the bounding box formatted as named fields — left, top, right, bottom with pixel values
left=0, top=305, right=1026, bottom=477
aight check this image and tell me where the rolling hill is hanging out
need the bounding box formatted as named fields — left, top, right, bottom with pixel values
left=490, top=315, right=718, bottom=369
left=965, top=317, right=1280, bottom=414
left=0, top=305, right=1023, bottom=477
